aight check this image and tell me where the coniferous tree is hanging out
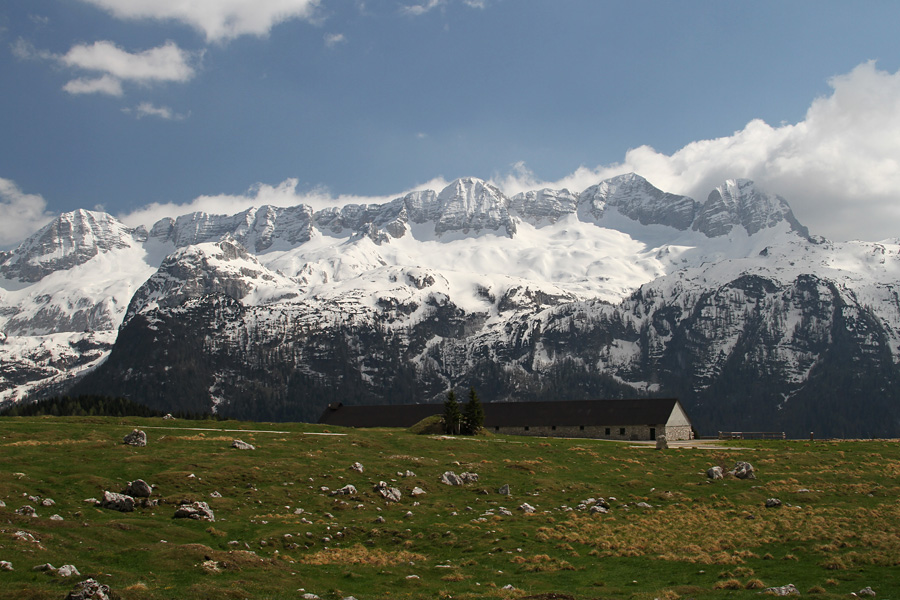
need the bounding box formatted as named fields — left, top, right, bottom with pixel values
left=443, top=390, right=461, bottom=435
left=462, top=387, right=485, bottom=435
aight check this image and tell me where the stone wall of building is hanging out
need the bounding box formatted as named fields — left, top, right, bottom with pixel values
left=664, top=425, right=693, bottom=441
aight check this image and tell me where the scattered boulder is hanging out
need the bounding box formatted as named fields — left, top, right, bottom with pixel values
left=858, top=587, right=876, bottom=597
left=65, top=578, right=115, bottom=600
left=373, top=481, right=402, bottom=502
left=460, top=472, right=479, bottom=483
left=350, top=462, right=364, bottom=473
left=33, top=563, right=55, bottom=572
left=57, top=565, right=80, bottom=577
left=331, top=484, right=357, bottom=497
left=763, top=584, right=799, bottom=596
left=40, top=498, right=55, bottom=507
left=706, top=466, right=724, bottom=480
left=231, top=439, right=255, bottom=450
left=411, top=487, right=426, bottom=497
left=590, top=505, right=609, bottom=514
left=731, top=461, right=756, bottom=479
left=519, top=503, right=536, bottom=513
left=13, top=531, right=38, bottom=543
left=174, top=501, right=215, bottom=522
left=765, top=498, right=782, bottom=508
left=124, top=479, right=152, bottom=498
left=655, top=434, right=668, bottom=450
left=50, top=515, right=64, bottom=521
left=163, top=414, right=174, bottom=420
left=0, top=561, right=12, bottom=571
left=401, top=470, right=416, bottom=478
left=498, top=484, right=511, bottom=496
left=15, top=505, right=37, bottom=517
left=123, top=429, right=147, bottom=447
left=300, top=593, right=320, bottom=600
left=99, top=491, right=135, bottom=513
left=636, top=502, right=653, bottom=509
left=440, top=471, right=464, bottom=486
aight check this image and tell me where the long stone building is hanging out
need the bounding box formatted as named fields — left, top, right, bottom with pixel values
left=318, top=398, right=694, bottom=441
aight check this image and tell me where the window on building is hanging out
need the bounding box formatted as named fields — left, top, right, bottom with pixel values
left=551, top=425, right=556, bottom=431
left=605, top=427, right=610, bottom=435
left=619, top=427, right=626, bottom=435
left=495, top=426, right=500, bottom=432
left=580, top=425, right=585, bottom=431
left=524, top=426, right=529, bottom=431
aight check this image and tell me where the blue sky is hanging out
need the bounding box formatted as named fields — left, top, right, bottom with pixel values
left=3, top=1, right=900, bottom=247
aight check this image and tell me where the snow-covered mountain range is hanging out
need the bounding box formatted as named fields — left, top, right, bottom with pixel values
left=2, top=174, right=899, bottom=436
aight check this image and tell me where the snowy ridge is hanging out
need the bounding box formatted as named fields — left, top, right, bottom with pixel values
left=3, top=174, right=900, bottom=436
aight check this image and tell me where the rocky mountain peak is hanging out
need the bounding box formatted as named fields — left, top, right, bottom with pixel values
left=149, top=204, right=315, bottom=253
left=1, top=209, right=137, bottom=282
left=433, top=178, right=516, bottom=236
left=578, top=173, right=699, bottom=230
left=693, top=179, right=810, bottom=238
left=123, top=238, right=298, bottom=325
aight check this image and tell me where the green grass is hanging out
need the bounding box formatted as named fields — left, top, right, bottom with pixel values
left=0, top=416, right=898, bottom=599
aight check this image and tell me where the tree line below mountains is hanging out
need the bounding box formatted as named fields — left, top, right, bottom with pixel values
left=0, top=394, right=220, bottom=419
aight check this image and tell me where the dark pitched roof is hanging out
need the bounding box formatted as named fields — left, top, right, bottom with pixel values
left=318, top=398, right=684, bottom=429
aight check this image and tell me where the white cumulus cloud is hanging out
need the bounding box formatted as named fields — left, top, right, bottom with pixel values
left=62, top=74, right=124, bottom=96
left=496, top=61, right=900, bottom=242
left=0, top=179, right=56, bottom=250
left=324, top=32, right=346, bottom=48
left=78, top=0, right=322, bottom=43
left=123, top=102, right=188, bottom=120
left=61, top=40, right=197, bottom=84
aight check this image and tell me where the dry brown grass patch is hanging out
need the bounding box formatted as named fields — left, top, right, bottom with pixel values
left=510, top=554, right=575, bottom=572
left=713, top=579, right=743, bottom=590
left=299, top=544, right=426, bottom=566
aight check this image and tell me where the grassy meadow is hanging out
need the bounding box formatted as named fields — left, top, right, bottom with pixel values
left=0, top=416, right=898, bottom=600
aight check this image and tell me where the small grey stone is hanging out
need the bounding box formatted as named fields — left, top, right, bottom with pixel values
left=519, top=503, right=535, bottom=513
left=350, top=462, right=364, bottom=473
left=731, top=461, right=756, bottom=479
left=231, top=439, right=255, bottom=450
left=331, top=484, right=357, bottom=497
left=65, top=578, right=114, bottom=600
left=858, top=587, right=876, bottom=597
left=124, top=479, right=152, bottom=498
left=707, top=466, right=724, bottom=480
left=440, top=471, right=464, bottom=486
left=373, top=481, right=401, bottom=502
left=763, top=584, right=799, bottom=596
left=57, top=565, right=80, bottom=577
left=765, top=498, right=782, bottom=508
left=123, top=429, right=147, bottom=447
left=0, top=561, right=13, bottom=571
left=174, top=501, right=215, bottom=522
left=99, top=491, right=135, bottom=512
left=498, top=483, right=510, bottom=496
